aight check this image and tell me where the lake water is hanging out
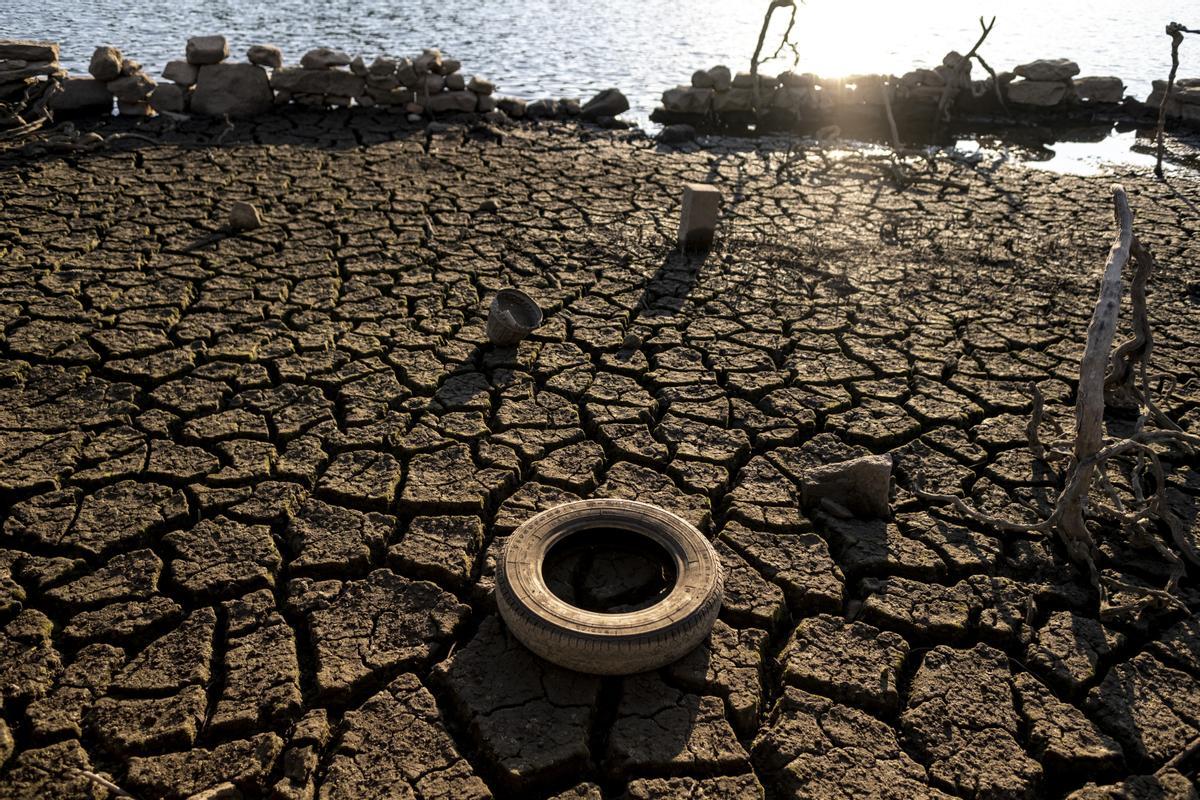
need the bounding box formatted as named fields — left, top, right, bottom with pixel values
left=3, top=0, right=1194, bottom=168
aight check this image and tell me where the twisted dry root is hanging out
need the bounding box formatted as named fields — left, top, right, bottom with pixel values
left=915, top=185, right=1197, bottom=620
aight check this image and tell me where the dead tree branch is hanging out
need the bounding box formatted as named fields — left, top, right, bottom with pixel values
left=1155, top=23, right=1200, bottom=178
left=915, top=184, right=1197, bottom=619
left=750, top=0, right=798, bottom=116
left=934, top=16, right=1003, bottom=127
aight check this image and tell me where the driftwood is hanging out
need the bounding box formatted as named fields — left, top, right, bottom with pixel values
left=916, top=184, right=1200, bottom=619
left=933, top=16, right=1006, bottom=128
left=1155, top=22, right=1200, bottom=179
left=750, top=0, right=799, bottom=116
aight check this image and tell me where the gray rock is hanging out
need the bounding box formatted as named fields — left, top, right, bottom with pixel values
left=526, top=98, right=558, bottom=118
left=88, top=46, right=123, bottom=82
left=48, top=78, right=112, bottom=113
left=247, top=44, right=283, bottom=69
left=349, top=55, right=368, bottom=76
left=1074, top=76, right=1123, bottom=103
left=192, top=63, right=273, bottom=117
left=581, top=87, right=629, bottom=120
left=477, top=94, right=497, bottom=113
left=149, top=82, right=186, bottom=113
left=0, top=40, right=59, bottom=62
left=801, top=453, right=892, bottom=518
left=1014, top=58, right=1080, bottom=81
left=301, top=47, right=350, bottom=70
left=467, top=75, right=495, bottom=95
left=162, top=60, right=198, bottom=86
left=657, top=123, right=696, bottom=143
left=662, top=86, right=713, bottom=114
left=1007, top=79, right=1068, bottom=106
left=445, top=73, right=465, bottom=91
left=708, top=65, right=732, bottom=91
left=560, top=97, right=581, bottom=115
left=777, top=70, right=816, bottom=88
left=107, top=72, right=156, bottom=103
left=713, top=88, right=754, bottom=114
left=229, top=202, right=263, bottom=232
left=271, top=67, right=364, bottom=98
left=186, top=35, right=229, bottom=66
left=497, top=96, right=526, bottom=118
left=692, top=69, right=714, bottom=89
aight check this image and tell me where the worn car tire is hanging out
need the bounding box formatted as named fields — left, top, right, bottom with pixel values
left=496, top=498, right=723, bottom=675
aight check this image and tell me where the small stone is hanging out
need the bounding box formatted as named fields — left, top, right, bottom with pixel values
left=300, top=47, right=351, bottom=70
left=186, top=35, right=230, bottom=66
left=229, top=201, right=263, bottom=231
left=678, top=182, right=721, bottom=251
left=89, top=45, right=123, bottom=81
left=246, top=44, right=283, bottom=69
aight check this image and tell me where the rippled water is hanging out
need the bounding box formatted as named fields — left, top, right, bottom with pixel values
left=3, top=0, right=1194, bottom=166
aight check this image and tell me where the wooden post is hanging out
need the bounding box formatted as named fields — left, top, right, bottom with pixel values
left=678, top=183, right=721, bottom=251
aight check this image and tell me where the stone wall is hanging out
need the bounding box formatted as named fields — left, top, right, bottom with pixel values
left=18, top=35, right=629, bottom=126
left=654, top=54, right=1195, bottom=134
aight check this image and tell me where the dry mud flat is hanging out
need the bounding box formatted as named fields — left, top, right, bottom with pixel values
left=0, top=111, right=1199, bottom=799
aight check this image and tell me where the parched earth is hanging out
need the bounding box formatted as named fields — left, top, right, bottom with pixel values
left=0, top=110, right=1198, bottom=800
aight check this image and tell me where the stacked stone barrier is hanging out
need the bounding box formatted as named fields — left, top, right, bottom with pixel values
left=6, top=36, right=630, bottom=126
left=0, top=40, right=67, bottom=132
left=652, top=54, right=1195, bottom=135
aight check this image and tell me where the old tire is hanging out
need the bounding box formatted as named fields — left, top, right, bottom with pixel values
left=496, top=498, right=723, bottom=675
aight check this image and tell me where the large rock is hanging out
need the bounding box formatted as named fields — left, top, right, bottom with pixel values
left=192, top=63, right=273, bottom=117
left=662, top=85, right=713, bottom=114
left=300, top=47, right=351, bottom=70
left=186, top=35, right=229, bottom=66
left=48, top=78, right=112, bottom=113
left=1074, top=76, right=1123, bottom=103
left=247, top=44, right=283, bottom=69
left=150, top=82, right=186, bottom=113
left=708, top=65, right=732, bottom=91
left=1014, top=58, right=1080, bottom=81
left=0, top=40, right=59, bottom=62
left=107, top=72, right=156, bottom=103
left=801, top=453, right=892, bottom=518
left=427, top=90, right=478, bottom=114
left=581, top=88, right=629, bottom=120
left=1007, top=79, right=1068, bottom=107
left=271, top=67, right=364, bottom=97
left=162, top=60, right=198, bottom=86
left=89, top=45, right=123, bottom=81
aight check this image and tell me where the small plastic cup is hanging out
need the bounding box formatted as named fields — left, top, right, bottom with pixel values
left=486, top=288, right=543, bottom=346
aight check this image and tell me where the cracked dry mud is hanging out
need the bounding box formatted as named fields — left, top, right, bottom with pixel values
left=0, top=110, right=1198, bottom=800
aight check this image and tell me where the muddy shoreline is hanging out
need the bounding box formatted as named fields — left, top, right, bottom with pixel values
left=0, top=114, right=1198, bottom=799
